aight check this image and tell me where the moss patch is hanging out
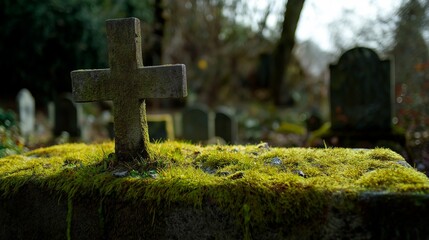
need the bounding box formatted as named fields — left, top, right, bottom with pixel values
left=1, top=141, right=428, bottom=233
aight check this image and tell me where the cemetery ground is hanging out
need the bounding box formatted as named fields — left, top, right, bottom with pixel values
left=2, top=88, right=429, bottom=239
left=1, top=140, right=429, bottom=239
left=1, top=98, right=429, bottom=174
left=1, top=15, right=428, bottom=239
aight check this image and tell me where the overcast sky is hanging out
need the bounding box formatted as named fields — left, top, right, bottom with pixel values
left=249, top=0, right=402, bottom=52
left=297, top=0, right=401, bottom=51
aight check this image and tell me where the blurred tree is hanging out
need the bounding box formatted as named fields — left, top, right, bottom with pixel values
left=389, top=0, right=429, bottom=173
left=0, top=0, right=100, bottom=104
left=144, top=0, right=164, bottom=66
left=162, top=0, right=294, bottom=107
left=328, top=2, right=398, bottom=54
left=390, top=0, right=429, bottom=129
left=270, top=0, right=305, bottom=105
left=0, top=0, right=307, bottom=110
left=0, top=0, right=154, bottom=106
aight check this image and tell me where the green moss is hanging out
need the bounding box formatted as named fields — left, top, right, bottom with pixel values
left=1, top=141, right=429, bottom=233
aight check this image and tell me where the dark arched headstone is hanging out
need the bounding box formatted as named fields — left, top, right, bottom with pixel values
left=330, top=47, right=393, bottom=131
left=182, top=105, right=209, bottom=143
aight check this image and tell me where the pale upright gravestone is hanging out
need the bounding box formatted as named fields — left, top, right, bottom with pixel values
left=17, top=88, right=35, bottom=139
left=71, top=18, right=187, bottom=161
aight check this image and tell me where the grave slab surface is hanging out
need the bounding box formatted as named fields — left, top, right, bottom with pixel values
left=1, top=142, right=428, bottom=239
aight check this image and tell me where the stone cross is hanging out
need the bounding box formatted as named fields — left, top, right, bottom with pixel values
left=70, top=17, right=187, bottom=161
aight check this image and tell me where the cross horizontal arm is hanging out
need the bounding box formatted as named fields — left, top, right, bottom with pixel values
left=134, top=64, right=187, bottom=99
left=71, top=69, right=112, bottom=102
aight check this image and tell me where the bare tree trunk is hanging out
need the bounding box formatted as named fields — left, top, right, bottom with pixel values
left=147, top=0, right=168, bottom=109
left=149, top=0, right=165, bottom=66
left=270, top=0, right=305, bottom=105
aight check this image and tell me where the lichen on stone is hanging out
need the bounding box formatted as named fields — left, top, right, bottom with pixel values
left=1, top=141, right=428, bottom=232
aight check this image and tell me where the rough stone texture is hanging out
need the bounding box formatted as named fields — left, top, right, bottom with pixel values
left=1, top=184, right=429, bottom=240
left=70, top=17, right=187, bottom=161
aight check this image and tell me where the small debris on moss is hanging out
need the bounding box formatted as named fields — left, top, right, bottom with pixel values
left=0, top=141, right=428, bottom=230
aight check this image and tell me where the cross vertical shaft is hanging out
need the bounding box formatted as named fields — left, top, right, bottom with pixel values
left=106, top=18, right=150, bottom=160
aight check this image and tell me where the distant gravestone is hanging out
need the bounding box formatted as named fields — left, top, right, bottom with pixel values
left=71, top=17, right=187, bottom=161
left=53, top=94, right=80, bottom=138
left=147, top=114, right=175, bottom=142
left=16, top=89, right=35, bottom=139
left=215, top=107, right=237, bottom=144
left=330, top=47, right=392, bottom=131
left=326, top=47, right=409, bottom=157
left=182, top=106, right=210, bottom=143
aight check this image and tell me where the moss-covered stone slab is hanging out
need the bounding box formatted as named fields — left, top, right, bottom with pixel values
left=1, top=142, right=429, bottom=239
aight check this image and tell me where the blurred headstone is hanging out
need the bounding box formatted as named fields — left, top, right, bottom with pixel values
left=147, top=114, right=175, bottom=142
left=16, top=89, right=35, bottom=140
left=306, top=109, right=322, bottom=132
left=257, top=53, right=271, bottom=88
left=182, top=105, right=210, bottom=143
left=330, top=47, right=392, bottom=131
left=215, top=107, right=237, bottom=144
left=54, top=94, right=80, bottom=138
left=326, top=47, right=408, bottom=157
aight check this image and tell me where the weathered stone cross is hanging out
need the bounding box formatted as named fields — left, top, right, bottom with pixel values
left=70, top=17, right=187, bottom=161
